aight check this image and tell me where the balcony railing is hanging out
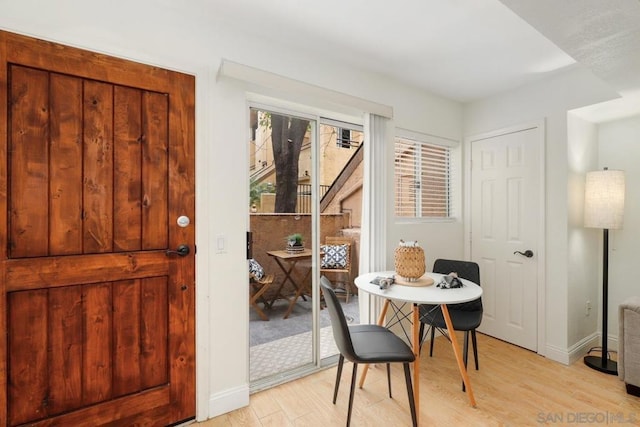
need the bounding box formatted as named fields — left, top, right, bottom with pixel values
left=296, top=184, right=330, bottom=213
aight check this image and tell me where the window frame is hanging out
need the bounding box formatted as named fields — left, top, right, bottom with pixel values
left=393, top=129, right=458, bottom=223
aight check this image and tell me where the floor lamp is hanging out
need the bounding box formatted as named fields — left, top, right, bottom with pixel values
left=583, top=167, right=625, bottom=375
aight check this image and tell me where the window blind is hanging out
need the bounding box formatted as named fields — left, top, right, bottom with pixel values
left=394, top=137, right=451, bottom=218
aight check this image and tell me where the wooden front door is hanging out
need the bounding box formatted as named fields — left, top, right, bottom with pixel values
left=0, top=31, right=195, bottom=426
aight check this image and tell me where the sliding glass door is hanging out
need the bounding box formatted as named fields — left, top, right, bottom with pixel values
left=248, top=106, right=363, bottom=390
left=248, top=107, right=318, bottom=387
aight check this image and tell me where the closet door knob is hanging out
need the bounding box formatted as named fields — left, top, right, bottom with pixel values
left=513, top=250, right=533, bottom=258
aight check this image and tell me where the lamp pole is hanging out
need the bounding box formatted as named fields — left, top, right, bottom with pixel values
left=584, top=228, right=617, bottom=374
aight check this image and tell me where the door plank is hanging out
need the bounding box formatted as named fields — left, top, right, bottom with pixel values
left=82, top=283, right=113, bottom=405
left=83, top=81, right=114, bottom=254
left=114, top=86, right=143, bottom=252
left=102, top=403, right=171, bottom=427
left=8, top=290, right=48, bottom=425
left=113, top=279, right=142, bottom=397
left=141, top=91, right=169, bottom=250
left=48, top=286, right=83, bottom=415
left=9, top=65, right=49, bottom=258
left=168, top=276, right=196, bottom=421
left=141, top=277, right=168, bottom=389
left=5, top=32, right=175, bottom=92
left=49, top=73, right=83, bottom=255
left=167, top=74, right=196, bottom=421
left=6, top=252, right=169, bottom=292
left=27, top=387, right=170, bottom=427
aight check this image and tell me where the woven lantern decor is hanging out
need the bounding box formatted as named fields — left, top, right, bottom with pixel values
left=394, top=240, right=426, bottom=281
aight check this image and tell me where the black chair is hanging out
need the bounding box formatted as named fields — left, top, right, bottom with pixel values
left=320, top=276, right=417, bottom=427
left=418, top=259, right=482, bottom=380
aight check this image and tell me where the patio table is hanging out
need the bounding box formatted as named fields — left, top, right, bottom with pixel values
left=267, top=249, right=313, bottom=319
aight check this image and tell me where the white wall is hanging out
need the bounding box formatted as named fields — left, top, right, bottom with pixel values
left=566, top=115, right=599, bottom=353
left=0, top=2, right=464, bottom=420
left=597, top=115, right=640, bottom=345
left=463, top=65, right=619, bottom=362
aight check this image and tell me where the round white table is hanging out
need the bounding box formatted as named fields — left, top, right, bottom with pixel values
left=355, top=271, right=483, bottom=422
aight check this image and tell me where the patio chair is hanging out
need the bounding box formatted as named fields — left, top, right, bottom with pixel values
left=320, top=276, right=417, bottom=427
left=249, top=258, right=274, bottom=321
left=320, top=236, right=354, bottom=302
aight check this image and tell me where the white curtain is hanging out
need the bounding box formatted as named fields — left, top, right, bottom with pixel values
left=359, top=113, right=391, bottom=323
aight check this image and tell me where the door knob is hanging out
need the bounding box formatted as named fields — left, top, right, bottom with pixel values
left=513, top=250, right=534, bottom=258
left=166, top=244, right=190, bottom=257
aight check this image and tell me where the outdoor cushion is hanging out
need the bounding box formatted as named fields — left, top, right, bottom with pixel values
left=321, top=244, right=349, bottom=269
left=249, top=258, right=265, bottom=280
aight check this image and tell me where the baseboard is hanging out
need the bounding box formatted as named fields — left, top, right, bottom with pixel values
left=545, top=334, right=598, bottom=365
left=207, top=384, right=250, bottom=419
left=545, top=343, right=571, bottom=365
left=567, top=334, right=601, bottom=365
left=547, top=333, right=619, bottom=366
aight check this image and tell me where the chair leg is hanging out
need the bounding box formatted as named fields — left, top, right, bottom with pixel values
left=345, top=281, right=351, bottom=304
left=333, top=355, right=344, bottom=404
left=463, top=331, right=469, bottom=368
left=387, top=363, right=392, bottom=398
left=471, top=329, right=479, bottom=370
left=403, top=363, right=418, bottom=427
left=347, top=363, right=358, bottom=427
left=249, top=284, right=271, bottom=321
left=418, top=322, right=431, bottom=353
left=462, top=331, right=469, bottom=392
left=429, top=325, right=436, bottom=357
left=250, top=299, right=270, bottom=321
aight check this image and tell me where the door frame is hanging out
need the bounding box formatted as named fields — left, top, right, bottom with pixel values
left=463, top=119, right=546, bottom=355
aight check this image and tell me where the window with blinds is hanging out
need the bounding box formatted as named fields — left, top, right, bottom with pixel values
left=394, top=136, right=451, bottom=218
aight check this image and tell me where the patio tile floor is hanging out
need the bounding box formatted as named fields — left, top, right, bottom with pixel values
left=249, top=294, right=360, bottom=381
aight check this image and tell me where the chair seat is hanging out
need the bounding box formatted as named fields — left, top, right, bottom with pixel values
left=420, top=304, right=483, bottom=331
left=349, top=325, right=416, bottom=363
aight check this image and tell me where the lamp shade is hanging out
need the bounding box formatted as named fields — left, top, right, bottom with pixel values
left=584, top=169, right=625, bottom=229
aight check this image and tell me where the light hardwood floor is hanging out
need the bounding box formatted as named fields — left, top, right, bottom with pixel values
left=199, top=333, right=640, bottom=426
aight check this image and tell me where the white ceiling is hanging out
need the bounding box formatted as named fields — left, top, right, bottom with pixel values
left=208, top=0, right=640, bottom=122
